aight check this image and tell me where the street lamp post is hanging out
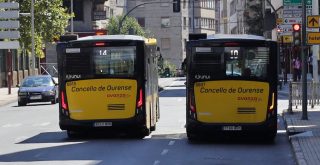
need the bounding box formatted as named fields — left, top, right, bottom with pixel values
left=31, top=0, right=35, bottom=75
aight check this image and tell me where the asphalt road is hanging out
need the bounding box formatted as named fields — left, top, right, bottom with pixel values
left=0, top=77, right=296, bottom=165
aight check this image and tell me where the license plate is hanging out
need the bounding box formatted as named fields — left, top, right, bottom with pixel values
left=93, top=122, right=112, bottom=127
left=30, top=95, right=42, bottom=100
left=222, top=126, right=242, bottom=131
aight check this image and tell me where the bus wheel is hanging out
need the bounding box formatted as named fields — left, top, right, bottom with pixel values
left=67, top=130, right=80, bottom=139
left=134, top=127, right=150, bottom=139
left=187, top=130, right=199, bottom=142
left=150, top=124, right=156, bottom=131
left=264, top=132, right=276, bottom=143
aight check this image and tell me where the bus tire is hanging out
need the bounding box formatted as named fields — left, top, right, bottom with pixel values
left=67, top=130, right=80, bottom=139
left=264, top=131, right=276, bottom=143
left=134, top=127, right=150, bottom=139
left=187, top=129, right=199, bottom=142
left=150, top=124, right=156, bottom=131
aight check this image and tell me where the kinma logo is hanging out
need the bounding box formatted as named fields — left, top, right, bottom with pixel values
left=195, top=74, right=210, bottom=80
left=66, top=74, right=81, bottom=80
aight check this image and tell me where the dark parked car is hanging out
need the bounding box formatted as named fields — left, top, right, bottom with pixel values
left=17, top=75, right=58, bottom=106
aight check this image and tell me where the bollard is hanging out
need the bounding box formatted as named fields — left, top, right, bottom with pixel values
left=288, top=82, right=293, bottom=114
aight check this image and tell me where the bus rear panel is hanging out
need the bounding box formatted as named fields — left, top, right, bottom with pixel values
left=186, top=35, right=277, bottom=141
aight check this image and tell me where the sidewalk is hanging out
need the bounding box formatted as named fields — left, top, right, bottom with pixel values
left=0, top=87, right=19, bottom=107
left=280, top=78, right=320, bottom=165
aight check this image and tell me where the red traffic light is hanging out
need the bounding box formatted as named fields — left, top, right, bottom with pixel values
left=292, top=24, right=301, bottom=31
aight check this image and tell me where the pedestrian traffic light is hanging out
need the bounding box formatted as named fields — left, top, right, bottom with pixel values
left=173, top=0, right=180, bottom=13
left=292, top=24, right=301, bottom=46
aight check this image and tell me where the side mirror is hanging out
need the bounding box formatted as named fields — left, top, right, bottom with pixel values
left=16, top=84, right=20, bottom=87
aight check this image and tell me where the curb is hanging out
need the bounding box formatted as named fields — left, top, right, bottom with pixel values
left=0, top=99, right=17, bottom=107
left=282, top=111, right=307, bottom=165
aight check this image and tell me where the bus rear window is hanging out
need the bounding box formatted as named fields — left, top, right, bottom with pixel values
left=93, top=46, right=136, bottom=76
left=192, top=46, right=270, bottom=79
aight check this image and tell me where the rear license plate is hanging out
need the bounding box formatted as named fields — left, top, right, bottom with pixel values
left=94, top=122, right=112, bottom=127
left=30, top=95, right=42, bottom=100
left=222, top=126, right=242, bottom=131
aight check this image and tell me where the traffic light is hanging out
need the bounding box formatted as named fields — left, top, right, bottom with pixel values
left=173, top=0, right=180, bottom=13
left=292, top=24, right=301, bottom=46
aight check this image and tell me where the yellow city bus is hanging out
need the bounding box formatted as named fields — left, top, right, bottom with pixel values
left=57, top=35, right=160, bottom=138
left=186, top=34, right=278, bottom=141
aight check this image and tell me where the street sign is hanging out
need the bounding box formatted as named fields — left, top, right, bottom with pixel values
left=283, top=18, right=302, bottom=24
left=0, top=31, right=20, bottom=39
left=282, top=35, right=293, bottom=43
left=0, top=21, right=19, bottom=29
left=276, top=18, right=283, bottom=25
left=0, top=41, right=19, bottom=49
left=283, top=0, right=301, bottom=5
left=307, top=32, right=320, bottom=44
left=307, top=15, right=320, bottom=28
left=0, top=11, right=19, bottom=19
left=0, top=2, right=19, bottom=9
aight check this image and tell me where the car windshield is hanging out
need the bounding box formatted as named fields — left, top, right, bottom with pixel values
left=21, top=77, right=54, bottom=87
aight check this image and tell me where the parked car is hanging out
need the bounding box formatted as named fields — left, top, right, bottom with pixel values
left=17, top=75, right=58, bottom=106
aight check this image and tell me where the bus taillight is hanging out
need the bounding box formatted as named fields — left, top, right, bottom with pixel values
left=268, top=92, right=275, bottom=112
left=61, top=91, right=68, bottom=110
left=137, top=88, right=143, bottom=108
left=190, top=97, right=196, bottom=112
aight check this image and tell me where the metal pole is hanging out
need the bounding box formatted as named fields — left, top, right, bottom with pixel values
left=71, top=0, right=74, bottom=34
left=192, top=0, right=195, bottom=33
left=301, top=0, right=308, bottom=120
left=312, top=0, right=319, bottom=82
left=31, top=0, right=35, bottom=75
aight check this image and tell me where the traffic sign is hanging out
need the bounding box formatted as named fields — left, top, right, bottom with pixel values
left=307, top=15, right=320, bottom=28
left=307, top=32, right=320, bottom=44
left=0, top=41, right=19, bottom=49
left=282, top=35, right=293, bottom=43
left=283, top=18, right=302, bottom=24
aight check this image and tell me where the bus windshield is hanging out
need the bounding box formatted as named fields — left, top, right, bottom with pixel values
left=192, top=46, right=269, bottom=79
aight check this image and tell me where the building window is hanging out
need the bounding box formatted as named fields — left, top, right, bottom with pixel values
left=183, top=17, right=187, bottom=29
left=63, top=0, right=84, bottom=21
left=137, top=17, right=145, bottom=27
left=183, top=0, right=186, bottom=9
left=230, top=0, right=236, bottom=16
left=161, top=38, right=171, bottom=50
left=161, top=17, right=170, bottom=28
left=189, top=17, right=191, bottom=27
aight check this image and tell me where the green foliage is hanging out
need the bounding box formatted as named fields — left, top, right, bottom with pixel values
left=18, top=0, right=71, bottom=58
left=107, top=15, right=146, bottom=37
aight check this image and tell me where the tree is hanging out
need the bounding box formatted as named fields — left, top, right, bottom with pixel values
left=244, top=0, right=264, bottom=36
left=107, top=15, right=146, bottom=37
left=18, top=0, right=71, bottom=58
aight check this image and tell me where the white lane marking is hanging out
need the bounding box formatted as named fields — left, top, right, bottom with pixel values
left=153, top=160, right=160, bottom=165
left=161, top=149, right=169, bottom=156
left=33, top=122, right=51, bottom=127
left=2, top=123, right=22, bottom=128
left=168, top=140, right=175, bottom=146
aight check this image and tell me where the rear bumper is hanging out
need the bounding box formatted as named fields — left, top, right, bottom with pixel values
left=186, top=117, right=277, bottom=135
left=59, top=114, right=145, bottom=131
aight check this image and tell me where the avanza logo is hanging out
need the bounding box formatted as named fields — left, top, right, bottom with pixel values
left=195, top=74, right=210, bottom=80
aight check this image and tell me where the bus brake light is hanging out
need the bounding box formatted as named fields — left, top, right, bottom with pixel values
left=61, top=91, right=68, bottom=110
left=95, top=42, right=105, bottom=46
left=137, top=89, right=143, bottom=108
left=190, top=97, right=196, bottom=112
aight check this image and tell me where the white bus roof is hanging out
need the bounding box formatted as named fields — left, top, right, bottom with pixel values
left=206, top=34, right=266, bottom=40
left=77, top=35, right=146, bottom=41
